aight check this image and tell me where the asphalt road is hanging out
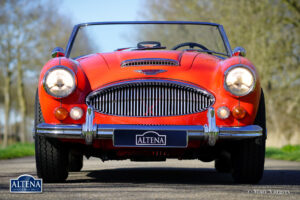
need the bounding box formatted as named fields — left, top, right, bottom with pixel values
left=0, top=157, right=299, bottom=200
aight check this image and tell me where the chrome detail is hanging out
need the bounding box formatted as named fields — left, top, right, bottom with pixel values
left=135, top=69, right=167, bottom=75
left=232, top=46, right=246, bottom=57
left=35, top=124, right=82, bottom=137
left=204, top=107, right=219, bottom=146
left=82, top=105, right=97, bottom=145
left=224, top=64, right=256, bottom=97
left=42, top=66, right=77, bottom=98
left=36, top=123, right=263, bottom=141
left=121, top=58, right=179, bottom=67
left=86, top=80, right=215, bottom=117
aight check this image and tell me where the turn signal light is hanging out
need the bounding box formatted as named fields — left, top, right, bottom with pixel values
left=54, top=107, right=69, bottom=121
left=232, top=106, right=246, bottom=119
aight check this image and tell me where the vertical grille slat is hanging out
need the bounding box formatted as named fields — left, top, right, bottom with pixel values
left=126, top=88, right=129, bottom=116
left=141, top=86, right=146, bottom=116
left=117, top=89, right=120, bottom=115
left=120, top=88, right=124, bottom=116
left=87, top=81, right=215, bottom=117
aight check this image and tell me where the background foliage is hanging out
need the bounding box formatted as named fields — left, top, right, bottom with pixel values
left=0, top=0, right=299, bottom=147
left=139, top=0, right=300, bottom=146
left=0, top=0, right=94, bottom=147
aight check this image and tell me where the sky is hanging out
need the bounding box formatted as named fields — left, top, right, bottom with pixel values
left=59, top=0, right=144, bottom=53
left=60, top=0, right=142, bottom=23
left=0, top=1, right=144, bottom=126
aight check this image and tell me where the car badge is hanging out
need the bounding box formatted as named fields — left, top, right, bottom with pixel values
left=136, top=131, right=167, bottom=146
left=135, top=69, right=167, bottom=75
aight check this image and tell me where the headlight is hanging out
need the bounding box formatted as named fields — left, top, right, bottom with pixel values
left=43, top=66, right=76, bottom=98
left=224, top=65, right=255, bottom=96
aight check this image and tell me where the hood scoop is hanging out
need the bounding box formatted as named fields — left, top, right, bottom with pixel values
left=121, top=58, right=179, bottom=67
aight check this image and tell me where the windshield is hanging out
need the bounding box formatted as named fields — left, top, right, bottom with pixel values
left=67, top=22, right=231, bottom=58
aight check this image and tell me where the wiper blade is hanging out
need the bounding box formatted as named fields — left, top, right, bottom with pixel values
left=115, top=46, right=167, bottom=51
left=133, top=46, right=167, bottom=50
left=115, top=47, right=132, bottom=51
left=184, top=49, right=228, bottom=57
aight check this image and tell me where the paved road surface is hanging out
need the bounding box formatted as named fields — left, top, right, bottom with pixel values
left=0, top=157, right=299, bottom=200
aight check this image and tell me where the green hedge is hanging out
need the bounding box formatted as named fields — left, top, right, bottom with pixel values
left=266, top=145, right=300, bottom=162
left=0, top=143, right=35, bottom=160
left=0, top=143, right=299, bottom=162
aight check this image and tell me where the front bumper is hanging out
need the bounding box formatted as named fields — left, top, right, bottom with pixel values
left=35, top=107, right=263, bottom=146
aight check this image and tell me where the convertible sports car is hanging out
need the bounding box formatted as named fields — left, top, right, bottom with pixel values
left=34, top=21, right=266, bottom=183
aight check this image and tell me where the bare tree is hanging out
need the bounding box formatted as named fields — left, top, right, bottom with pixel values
left=0, top=2, right=14, bottom=147
left=140, top=0, right=300, bottom=146
left=0, top=0, right=96, bottom=145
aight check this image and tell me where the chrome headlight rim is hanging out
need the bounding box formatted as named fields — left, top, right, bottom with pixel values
left=43, top=65, right=77, bottom=98
left=224, top=64, right=256, bottom=97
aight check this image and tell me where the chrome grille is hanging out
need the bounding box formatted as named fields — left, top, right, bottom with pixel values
left=87, top=81, right=215, bottom=117
left=121, top=58, right=179, bottom=67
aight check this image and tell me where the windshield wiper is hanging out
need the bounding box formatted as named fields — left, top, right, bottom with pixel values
left=183, top=49, right=228, bottom=57
left=133, top=46, right=166, bottom=50
left=115, top=46, right=167, bottom=51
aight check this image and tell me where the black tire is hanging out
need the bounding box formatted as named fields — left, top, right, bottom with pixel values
left=34, top=90, right=69, bottom=183
left=231, top=90, right=266, bottom=183
left=215, top=152, right=231, bottom=173
left=68, top=153, right=83, bottom=172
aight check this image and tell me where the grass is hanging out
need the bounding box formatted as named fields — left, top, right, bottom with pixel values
left=266, top=145, right=300, bottom=162
left=0, top=142, right=299, bottom=162
left=0, top=143, right=35, bottom=160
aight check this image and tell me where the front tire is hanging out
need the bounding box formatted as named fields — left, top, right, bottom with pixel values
left=34, top=91, right=69, bottom=182
left=68, top=153, right=83, bottom=172
left=215, top=152, right=231, bottom=173
left=35, top=136, right=69, bottom=182
left=231, top=137, right=265, bottom=183
left=231, top=90, right=266, bottom=183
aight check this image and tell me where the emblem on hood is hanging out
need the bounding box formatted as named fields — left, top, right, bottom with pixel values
left=135, top=69, right=167, bottom=75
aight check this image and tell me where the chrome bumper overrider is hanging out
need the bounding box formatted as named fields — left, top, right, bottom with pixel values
left=35, top=107, right=263, bottom=146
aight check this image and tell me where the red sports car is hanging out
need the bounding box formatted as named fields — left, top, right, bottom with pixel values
left=34, top=21, right=266, bottom=183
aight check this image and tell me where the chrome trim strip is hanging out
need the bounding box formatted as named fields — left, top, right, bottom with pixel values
left=36, top=123, right=262, bottom=141
left=36, top=104, right=261, bottom=146
left=35, top=123, right=82, bottom=138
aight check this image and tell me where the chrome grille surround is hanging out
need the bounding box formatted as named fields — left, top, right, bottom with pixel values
left=86, top=80, right=215, bottom=117
left=121, top=58, right=179, bottom=67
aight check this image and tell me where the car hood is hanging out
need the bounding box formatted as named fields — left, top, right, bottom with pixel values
left=77, top=50, right=222, bottom=91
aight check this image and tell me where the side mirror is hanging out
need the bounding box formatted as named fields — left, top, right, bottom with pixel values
left=51, top=47, right=65, bottom=58
left=232, top=47, right=246, bottom=57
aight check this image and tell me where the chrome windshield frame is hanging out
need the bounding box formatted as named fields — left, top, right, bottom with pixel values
left=65, top=21, right=233, bottom=58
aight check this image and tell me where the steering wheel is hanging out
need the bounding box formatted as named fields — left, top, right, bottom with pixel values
left=171, top=42, right=209, bottom=51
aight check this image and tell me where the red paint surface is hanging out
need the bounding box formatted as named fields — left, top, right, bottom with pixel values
left=38, top=51, right=260, bottom=128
